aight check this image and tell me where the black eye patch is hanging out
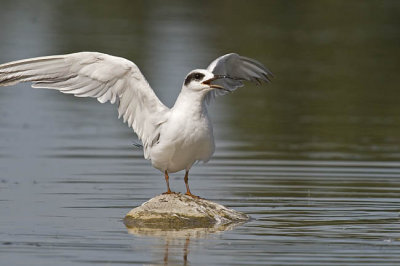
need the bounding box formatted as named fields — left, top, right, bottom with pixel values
left=184, top=72, right=205, bottom=86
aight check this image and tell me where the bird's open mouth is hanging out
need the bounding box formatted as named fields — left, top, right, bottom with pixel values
left=202, top=75, right=229, bottom=91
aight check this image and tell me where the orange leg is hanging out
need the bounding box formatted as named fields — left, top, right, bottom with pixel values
left=184, top=170, right=200, bottom=198
left=163, top=170, right=173, bottom=194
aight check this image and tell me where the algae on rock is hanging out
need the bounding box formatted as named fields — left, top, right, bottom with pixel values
left=124, top=193, right=249, bottom=230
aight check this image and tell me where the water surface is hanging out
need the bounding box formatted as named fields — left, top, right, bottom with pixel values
left=1, top=1, right=400, bottom=265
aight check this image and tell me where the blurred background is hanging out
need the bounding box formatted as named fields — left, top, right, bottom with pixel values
left=0, top=1, right=399, bottom=265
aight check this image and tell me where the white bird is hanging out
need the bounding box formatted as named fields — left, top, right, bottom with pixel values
left=0, top=52, right=272, bottom=197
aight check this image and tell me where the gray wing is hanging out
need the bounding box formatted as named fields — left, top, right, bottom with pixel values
left=0, top=52, right=169, bottom=158
left=205, top=53, right=273, bottom=103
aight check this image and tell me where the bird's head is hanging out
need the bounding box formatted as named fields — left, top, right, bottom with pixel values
left=183, top=69, right=228, bottom=93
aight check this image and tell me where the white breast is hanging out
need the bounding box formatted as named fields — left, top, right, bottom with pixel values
left=149, top=103, right=215, bottom=173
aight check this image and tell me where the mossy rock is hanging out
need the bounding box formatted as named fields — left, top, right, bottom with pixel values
left=124, top=193, right=249, bottom=230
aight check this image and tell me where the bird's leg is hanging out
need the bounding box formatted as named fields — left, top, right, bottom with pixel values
left=163, top=170, right=173, bottom=194
left=184, top=170, right=200, bottom=198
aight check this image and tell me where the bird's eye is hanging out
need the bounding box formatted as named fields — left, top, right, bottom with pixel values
left=184, top=72, right=205, bottom=85
left=194, top=73, right=202, bottom=80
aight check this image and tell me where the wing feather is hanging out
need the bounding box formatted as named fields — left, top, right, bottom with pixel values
left=0, top=52, right=169, bottom=158
left=205, top=53, right=273, bottom=103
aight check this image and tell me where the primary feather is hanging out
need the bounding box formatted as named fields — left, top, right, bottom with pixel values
left=205, top=53, right=273, bottom=103
left=0, top=52, right=168, bottom=158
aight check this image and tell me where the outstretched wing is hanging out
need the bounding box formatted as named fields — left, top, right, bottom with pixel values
left=0, top=52, right=169, bottom=158
left=205, top=53, right=273, bottom=103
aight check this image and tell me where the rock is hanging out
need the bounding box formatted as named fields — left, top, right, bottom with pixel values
left=124, top=193, right=249, bottom=230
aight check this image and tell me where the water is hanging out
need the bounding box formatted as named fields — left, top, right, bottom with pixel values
left=1, top=0, right=400, bottom=265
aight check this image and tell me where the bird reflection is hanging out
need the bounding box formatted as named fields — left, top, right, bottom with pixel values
left=125, top=222, right=245, bottom=265
left=162, top=237, right=190, bottom=266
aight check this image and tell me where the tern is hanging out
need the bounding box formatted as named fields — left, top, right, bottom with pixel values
left=0, top=52, right=272, bottom=197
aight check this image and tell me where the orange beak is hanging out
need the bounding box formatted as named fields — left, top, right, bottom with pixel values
left=202, top=75, right=229, bottom=91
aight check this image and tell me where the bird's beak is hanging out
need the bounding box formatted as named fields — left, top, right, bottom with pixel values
left=202, top=75, right=229, bottom=91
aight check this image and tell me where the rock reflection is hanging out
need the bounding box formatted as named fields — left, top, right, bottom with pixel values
left=125, top=221, right=245, bottom=265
